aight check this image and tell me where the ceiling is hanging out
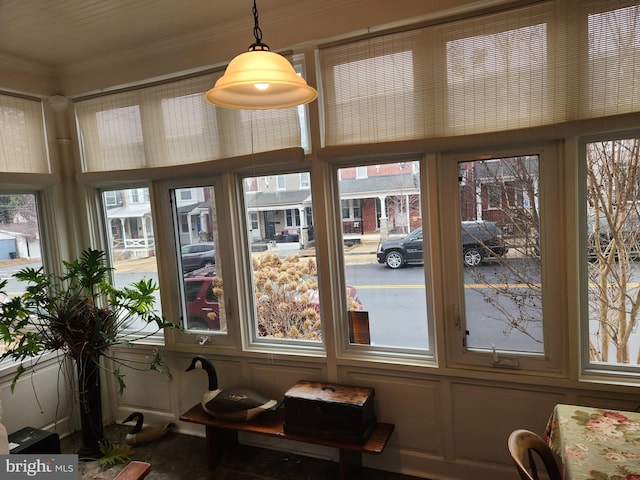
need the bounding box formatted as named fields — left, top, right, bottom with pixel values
left=0, top=0, right=476, bottom=96
left=0, top=0, right=302, bottom=68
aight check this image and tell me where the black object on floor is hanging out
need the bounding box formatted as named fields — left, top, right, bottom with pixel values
left=9, top=426, right=61, bottom=454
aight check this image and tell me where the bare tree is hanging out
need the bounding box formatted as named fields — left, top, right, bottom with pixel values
left=0, top=194, right=39, bottom=239
left=586, top=139, right=640, bottom=364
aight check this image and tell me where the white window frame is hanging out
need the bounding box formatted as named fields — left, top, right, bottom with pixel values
left=239, top=168, right=325, bottom=356
left=441, top=145, right=564, bottom=373
left=332, top=158, right=436, bottom=364
left=158, top=177, right=237, bottom=349
left=579, top=131, right=640, bottom=379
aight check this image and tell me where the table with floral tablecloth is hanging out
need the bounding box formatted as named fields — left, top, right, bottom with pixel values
left=544, top=404, right=640, bottom=480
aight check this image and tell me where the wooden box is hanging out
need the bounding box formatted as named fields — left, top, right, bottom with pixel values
left=283, top=380, right=376, bottom=444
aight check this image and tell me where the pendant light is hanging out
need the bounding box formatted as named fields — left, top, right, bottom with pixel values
left=205, top=0, right=318, bottom=110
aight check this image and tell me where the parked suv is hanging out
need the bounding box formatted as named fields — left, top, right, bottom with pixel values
left=181, top=242, right=215, bottom=273
left=377, top=221, right=508, bottom=269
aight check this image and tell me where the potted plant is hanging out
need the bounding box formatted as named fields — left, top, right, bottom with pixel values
left=0, top=248, right=177, bottom=458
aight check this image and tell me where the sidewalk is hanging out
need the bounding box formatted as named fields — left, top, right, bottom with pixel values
left=109, top=235, right=381, bottom=272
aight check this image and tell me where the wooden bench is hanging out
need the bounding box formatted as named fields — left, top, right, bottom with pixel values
left=180, top=403, right=395, bottom=480
left=113, top=461, right=150, bottom=480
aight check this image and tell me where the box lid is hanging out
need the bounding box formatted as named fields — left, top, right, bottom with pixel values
left=284, top=380, right=374, bottom=407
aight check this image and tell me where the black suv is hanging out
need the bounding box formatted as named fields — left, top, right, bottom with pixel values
left=376, top=221, right=508, bottom=268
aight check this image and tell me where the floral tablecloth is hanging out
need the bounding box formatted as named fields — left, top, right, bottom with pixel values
left=545, top=404, right=640, bottom=480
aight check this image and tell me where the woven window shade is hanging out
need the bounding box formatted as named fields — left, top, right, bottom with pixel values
left=319, top=28, right=431, bottom=145
left=584, top=1, right=640, bottom=118
left=0, top=94, right=48, bottom=174
left=75, top=72, right=302, bottom=173
left=319, top=1, right=640, bottom=146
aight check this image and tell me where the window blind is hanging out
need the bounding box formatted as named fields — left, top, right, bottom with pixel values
left=0, top=94, right=49, bottom=174
left=584, top=1, right=640, bottom=118
left=319, top=0, right=640, bottom=146
left=75, top=72, right=302, bottom=172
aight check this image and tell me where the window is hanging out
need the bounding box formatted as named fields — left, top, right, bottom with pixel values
left=0, top=193, right=43, bottom=356
left=583, top=136, right=640, bottom=370
left=459, top=156, right=541, bottom=353
left=277, top=175, right=286, bottom=190
left=341, top=200, right=350, bottom=219
left=486, top=184, right=502, bottom=209
left=300, top=172, right=310, bottom=188
left=101, top=187, right=161, bottom=334
left=171, top=185, right=225, bottom=334
left=353, top=199, right=362, bottom=219
left=243, top=171, right=321, bottom=346
left=249, top=212, right=259, bottom=231
left=445, top=151, right=562, bottom=371
left=356, top=166, right=368, bottom=179
left=337, top=161, right=432, bottom=354
left=104, top=191, right=118, bottom=207
left=285, top=209, right=301, bottom=227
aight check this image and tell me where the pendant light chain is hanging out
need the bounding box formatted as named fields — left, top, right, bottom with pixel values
left=204, top=0, right=318, bottom=109
left=250, top=0, right=269, bottom=51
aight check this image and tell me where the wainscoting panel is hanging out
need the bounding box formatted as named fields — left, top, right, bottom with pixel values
left=116, top=352, right=174, bottom=412
left=451, top=382, right=564, bottom=464
left=341, top=369, right=444, bottom=455
left=246, top=360, right=326, bottom=399
left=0, top=356, right=74, bottom=437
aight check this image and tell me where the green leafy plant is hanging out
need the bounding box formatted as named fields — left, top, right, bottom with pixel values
left=0, top=248, right=181, bottom=457
left=0, top=248, right=177, bottom=392
left=96, top=440, right=134, bottom=468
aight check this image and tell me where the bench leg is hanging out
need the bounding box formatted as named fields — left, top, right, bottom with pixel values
left=204, top=426, right=239, bottom=470
left=338, top=449, right=364, bottom=480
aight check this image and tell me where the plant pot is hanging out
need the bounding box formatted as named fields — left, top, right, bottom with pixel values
left=76, top=356, right=103, bottom=459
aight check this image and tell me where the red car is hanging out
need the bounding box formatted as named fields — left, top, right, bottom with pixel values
left=183, top=266, right=363, bottom=331
left=184, top=266, right=220, bottom=330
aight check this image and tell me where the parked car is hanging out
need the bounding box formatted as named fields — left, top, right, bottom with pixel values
left=183, top=265, right=363, bottom=331
left=586, top=212, right=640, bottom=261
left=181, top=242, right=215, bottom=273
left=376, top=221, right=508, bottom=269
left=183, top=266, right=220, bottom=330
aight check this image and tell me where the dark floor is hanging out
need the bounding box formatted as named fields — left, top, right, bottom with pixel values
left=61, top=424, right=423, bottom=480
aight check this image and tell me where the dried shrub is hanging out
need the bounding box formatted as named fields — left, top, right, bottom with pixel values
left=252, top=252, right=322, bottom=341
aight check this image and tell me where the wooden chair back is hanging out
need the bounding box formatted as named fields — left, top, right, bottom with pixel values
left=508, top=429, right=562, bottom=480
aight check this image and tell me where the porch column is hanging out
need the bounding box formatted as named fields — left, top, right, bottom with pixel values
left=141, top=216, right=149, bottom=250
left=120, top=219, right=126, bottom=246
left=299, top=206, right=307, bottom=248
left=187, top=214, right=195, bottom=244
left=379, top=195, right=389, bottom=241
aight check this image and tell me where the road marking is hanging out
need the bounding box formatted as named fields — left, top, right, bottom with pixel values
left=353, top=284, right=539, bottom=289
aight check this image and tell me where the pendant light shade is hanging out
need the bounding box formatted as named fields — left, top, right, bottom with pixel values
left=205, top=49, right=318, bottom=110
left=205, top=1, right=318, bottom=110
